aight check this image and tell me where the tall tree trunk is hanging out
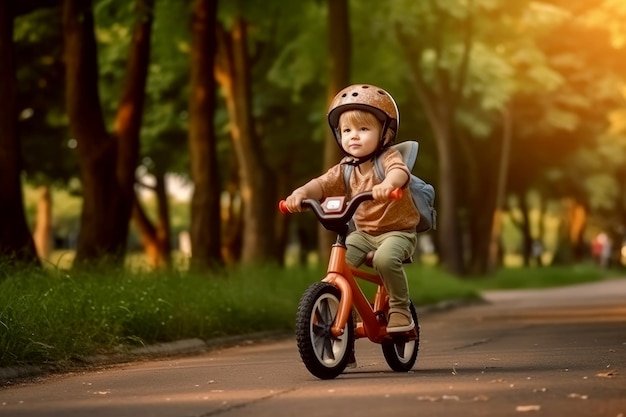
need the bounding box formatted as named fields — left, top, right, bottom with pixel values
left=518, top=192, right=533, bottom=266
left=396, top=6, right=475, bottom=276
left=215, top=17, right=276, bottom=263
left=0, top=1, right=39, bottom=266
left=188, top=0, right=222, bottom=270
left=487, top=107, right=512, bottom=272
left=62, top=0, right=152, bottom=266
left=468, top=167, right=499, bottom=274
left=114, top=0, right=154, bottom=229
left=432, top=112, right=465, bottom=275
left=317, top=0, right=351, bottom=264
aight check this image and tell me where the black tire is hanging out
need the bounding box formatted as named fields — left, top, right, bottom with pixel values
left=295, top=281, right=354, bottom=379
left=381, top=302, right=419, bottom=372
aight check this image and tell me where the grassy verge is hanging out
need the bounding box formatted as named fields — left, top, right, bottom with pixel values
left=0, top=262, right=620, bottom=369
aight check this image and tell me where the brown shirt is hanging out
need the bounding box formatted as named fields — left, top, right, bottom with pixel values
left=314, top=149, right=420, bottom=235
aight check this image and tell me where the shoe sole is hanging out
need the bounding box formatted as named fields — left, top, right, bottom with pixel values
left=386, top=320, right=415, bottom=333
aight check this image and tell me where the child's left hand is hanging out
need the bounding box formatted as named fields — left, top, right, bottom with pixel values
left=372, top=183, right=395, bottom=201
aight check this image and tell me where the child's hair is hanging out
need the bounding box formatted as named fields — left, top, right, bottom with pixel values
left=339, top=110, right=394, bottom=143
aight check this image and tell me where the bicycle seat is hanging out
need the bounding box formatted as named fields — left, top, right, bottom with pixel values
left=364, top=250, right=413, bottom=268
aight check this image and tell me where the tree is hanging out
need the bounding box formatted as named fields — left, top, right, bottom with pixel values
left=505, top=0, right=626, bottom=265
left=393, top=1, right=483, bottom=275
left=317, top=0, right=351, bottom=262
left=215, top=11, right=277, bottom=263
left=61, top=0, right=153, bottom=266
left=0, top=1, right=39, bottom=266
left=188, top=0, right=222, bottom=270
left=128, top=0, right=194, bottom=269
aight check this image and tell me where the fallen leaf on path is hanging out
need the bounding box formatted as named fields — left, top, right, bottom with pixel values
left=516, top=405, right=541, bottom=412
left=417, top=396, right=439, bottom=402
left=489, top=378, right=506, bottom=383
left=596, top=369, right=617, bottom=378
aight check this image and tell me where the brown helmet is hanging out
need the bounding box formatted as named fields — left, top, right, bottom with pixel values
left=327, top=84, right=399, bottom=146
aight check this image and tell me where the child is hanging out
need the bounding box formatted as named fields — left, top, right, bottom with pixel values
left=284, top=84, right=420, bottom=332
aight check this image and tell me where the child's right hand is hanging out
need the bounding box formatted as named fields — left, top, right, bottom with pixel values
left=285, top=190, right=308, bottom=213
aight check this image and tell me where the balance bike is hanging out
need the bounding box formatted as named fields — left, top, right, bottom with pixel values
left=279, top=189, right=419, bottom=379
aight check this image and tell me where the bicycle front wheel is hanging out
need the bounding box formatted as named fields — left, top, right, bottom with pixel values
left=295, top=281, right=354, bottom=379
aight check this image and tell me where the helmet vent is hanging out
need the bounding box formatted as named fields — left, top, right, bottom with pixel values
left=351, top=92, right=358, bottom=97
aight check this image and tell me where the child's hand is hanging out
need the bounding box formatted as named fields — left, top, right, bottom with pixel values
left=372, top=183, right=395, bottom=201
left=285, top=190, right=308, bottom=212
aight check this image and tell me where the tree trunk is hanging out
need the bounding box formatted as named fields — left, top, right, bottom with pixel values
left=396, top=12, right=474, bottom=276
left=188, top=0, right=222, bottom=270
left=569, top=200, right=587, bottom=263
left=0, top=1, right=39, bottom=266
left=317, top=0, right=351, bottom=264
left=468, top=145, right=500, bottom=274
left=486, top=107, right=512, bottom=273
left=62, top=0, right=152, bottom=266
left=215, top=17, right=276, bottom=264
left=33, top=185, right=52, bottom=260
left=511, top=191, right=527, bottom=266
left=132, top=171, right=171, bottom=269
left=221, top=177, right=243, bottom=264
left=433, top=115, right=466, bottom=275
left=552, top=198, right=585, bottom=266
left=114, top=0, right=154, bottom=228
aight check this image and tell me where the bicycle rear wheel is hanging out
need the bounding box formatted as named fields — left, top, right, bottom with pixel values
left=381, top=302, right=419, bottom=372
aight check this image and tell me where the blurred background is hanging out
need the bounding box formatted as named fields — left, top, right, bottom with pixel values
left=2, top=0, right=626, bottom=276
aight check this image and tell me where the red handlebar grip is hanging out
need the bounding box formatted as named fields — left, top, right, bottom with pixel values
left=278, top=200, right=290, bottom=214
left=389, top=188, right=403, bottom=200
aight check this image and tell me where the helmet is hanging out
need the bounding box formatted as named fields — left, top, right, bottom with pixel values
left=327, top=84, right=399, bottom=145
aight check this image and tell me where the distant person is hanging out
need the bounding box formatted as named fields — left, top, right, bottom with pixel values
left=531, top=239, right=543, bottom=266
left=284, top=84, right=419, bottom=333
left=592, top=232, right=612, bottom=268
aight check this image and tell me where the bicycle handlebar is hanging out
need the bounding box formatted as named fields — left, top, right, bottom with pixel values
left=278, top=188, right=403, bottom=232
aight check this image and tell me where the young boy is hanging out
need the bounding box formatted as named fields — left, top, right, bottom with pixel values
left=284, top=84, right=420, bottom=332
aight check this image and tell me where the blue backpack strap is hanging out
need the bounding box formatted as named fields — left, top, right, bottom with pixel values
left=393, top=141, right=419, bottom=171
left=342, top=163, right=354, bottom=197
left=373, top=141, right=420, bottom=180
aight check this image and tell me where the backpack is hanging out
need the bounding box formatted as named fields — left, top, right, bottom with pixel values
left=342, top=140, right=437, bottom=233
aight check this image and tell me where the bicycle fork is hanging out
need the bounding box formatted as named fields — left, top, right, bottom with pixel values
left=322, top=244, right=389, bottom=342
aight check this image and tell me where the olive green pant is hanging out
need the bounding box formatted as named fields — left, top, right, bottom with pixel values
left=345, top=230, right=417, bottom=311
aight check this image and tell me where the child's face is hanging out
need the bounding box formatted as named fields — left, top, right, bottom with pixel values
left=339, top=111, right=382, bottom=158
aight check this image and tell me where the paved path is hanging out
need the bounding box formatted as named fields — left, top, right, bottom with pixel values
left=1, top=279, right=625, bottom=417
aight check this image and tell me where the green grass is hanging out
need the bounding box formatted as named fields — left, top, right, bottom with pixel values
left=0, top=261, right=620, bottom=369
left=0, top=264, right=316, bottom=368
left=467, top=263, right=617, bottom=290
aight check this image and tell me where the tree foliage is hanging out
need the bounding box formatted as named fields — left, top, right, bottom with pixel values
left=5, top=0, right=626, bottom=273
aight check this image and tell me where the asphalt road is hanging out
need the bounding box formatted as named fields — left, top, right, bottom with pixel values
left=1, top=278, right=625, bottom=417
